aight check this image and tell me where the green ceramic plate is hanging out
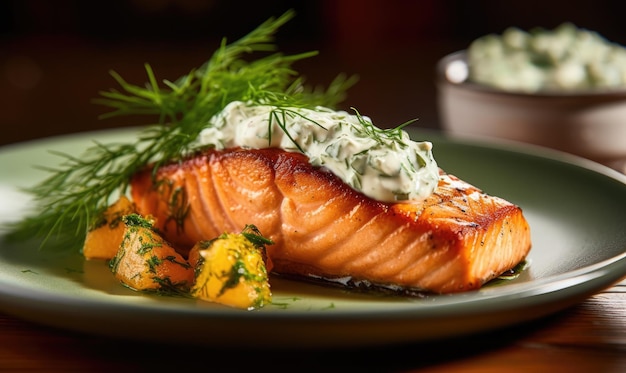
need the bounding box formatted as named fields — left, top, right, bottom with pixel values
left=0, top=128, right=625, bottom=348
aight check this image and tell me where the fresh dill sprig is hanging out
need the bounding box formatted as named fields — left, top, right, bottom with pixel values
left=3, top=9, right=357, bottom=251
left=350, top=107, right=416, bottom=148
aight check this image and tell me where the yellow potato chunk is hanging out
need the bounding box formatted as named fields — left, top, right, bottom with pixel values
left=109, top=214, right=194, bottom=292
left=191, top=226, right=272, bottom=310
left=83, top=195, right=136, bottom=260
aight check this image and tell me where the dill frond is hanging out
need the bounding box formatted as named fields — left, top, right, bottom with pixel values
left=3, top=9, right=357, bottom=251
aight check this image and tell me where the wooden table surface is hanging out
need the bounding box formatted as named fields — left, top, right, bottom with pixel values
left=0, top=278, right=624, bottom=372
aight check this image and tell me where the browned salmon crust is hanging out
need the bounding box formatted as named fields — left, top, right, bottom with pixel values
left=130, top=147, right=531, bottom=294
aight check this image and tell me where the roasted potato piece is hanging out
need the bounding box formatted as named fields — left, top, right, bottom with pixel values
left=109, top=214, right=194, bottom=292
left=190, top=225, right=273, bottom=310
left=83, top=195, right=137, bottom=260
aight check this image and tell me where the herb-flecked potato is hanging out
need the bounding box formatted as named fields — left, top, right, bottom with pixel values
left=190, top=225, right=273, bottom=310
left=83, top=195, right=136, bottom=260
left=109, top=214, right=194, bottom=292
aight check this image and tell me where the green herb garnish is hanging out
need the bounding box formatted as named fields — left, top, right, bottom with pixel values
left=3, top=9, right=357, bottom=251
left=241, top=224, right=274, bottom=248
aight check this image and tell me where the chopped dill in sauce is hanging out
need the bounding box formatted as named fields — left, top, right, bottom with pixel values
left=195, top=101, right=439, bottom=202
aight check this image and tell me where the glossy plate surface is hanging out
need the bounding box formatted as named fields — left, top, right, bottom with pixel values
left=0, top=128, right=625, bottom=348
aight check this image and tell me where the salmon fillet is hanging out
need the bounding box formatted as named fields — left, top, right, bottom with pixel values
left=130, top=147, right=531, bottom=294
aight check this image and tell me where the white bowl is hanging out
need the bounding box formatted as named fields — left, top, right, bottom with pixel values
left=437, top=51, right=626, bottom=172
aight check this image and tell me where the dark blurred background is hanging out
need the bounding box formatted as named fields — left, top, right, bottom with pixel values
left=2, top=0, right=626, bottom=146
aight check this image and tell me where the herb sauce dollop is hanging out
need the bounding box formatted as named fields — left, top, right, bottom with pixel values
left=196, top=101, right=439, bottom=203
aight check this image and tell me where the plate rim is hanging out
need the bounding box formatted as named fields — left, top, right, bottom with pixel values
left=1, top=127, right=625, bottom=347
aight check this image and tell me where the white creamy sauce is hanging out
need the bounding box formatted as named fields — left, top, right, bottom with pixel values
left=195, top=101, right=439, bottom=203
left=468, top=23, right=626, bottom=92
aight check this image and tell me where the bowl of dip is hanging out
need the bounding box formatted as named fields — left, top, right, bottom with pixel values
left=437, top=23, right=626, bottom=172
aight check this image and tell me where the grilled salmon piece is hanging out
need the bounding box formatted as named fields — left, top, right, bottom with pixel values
left=130, top=148, right=531, bottom=294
